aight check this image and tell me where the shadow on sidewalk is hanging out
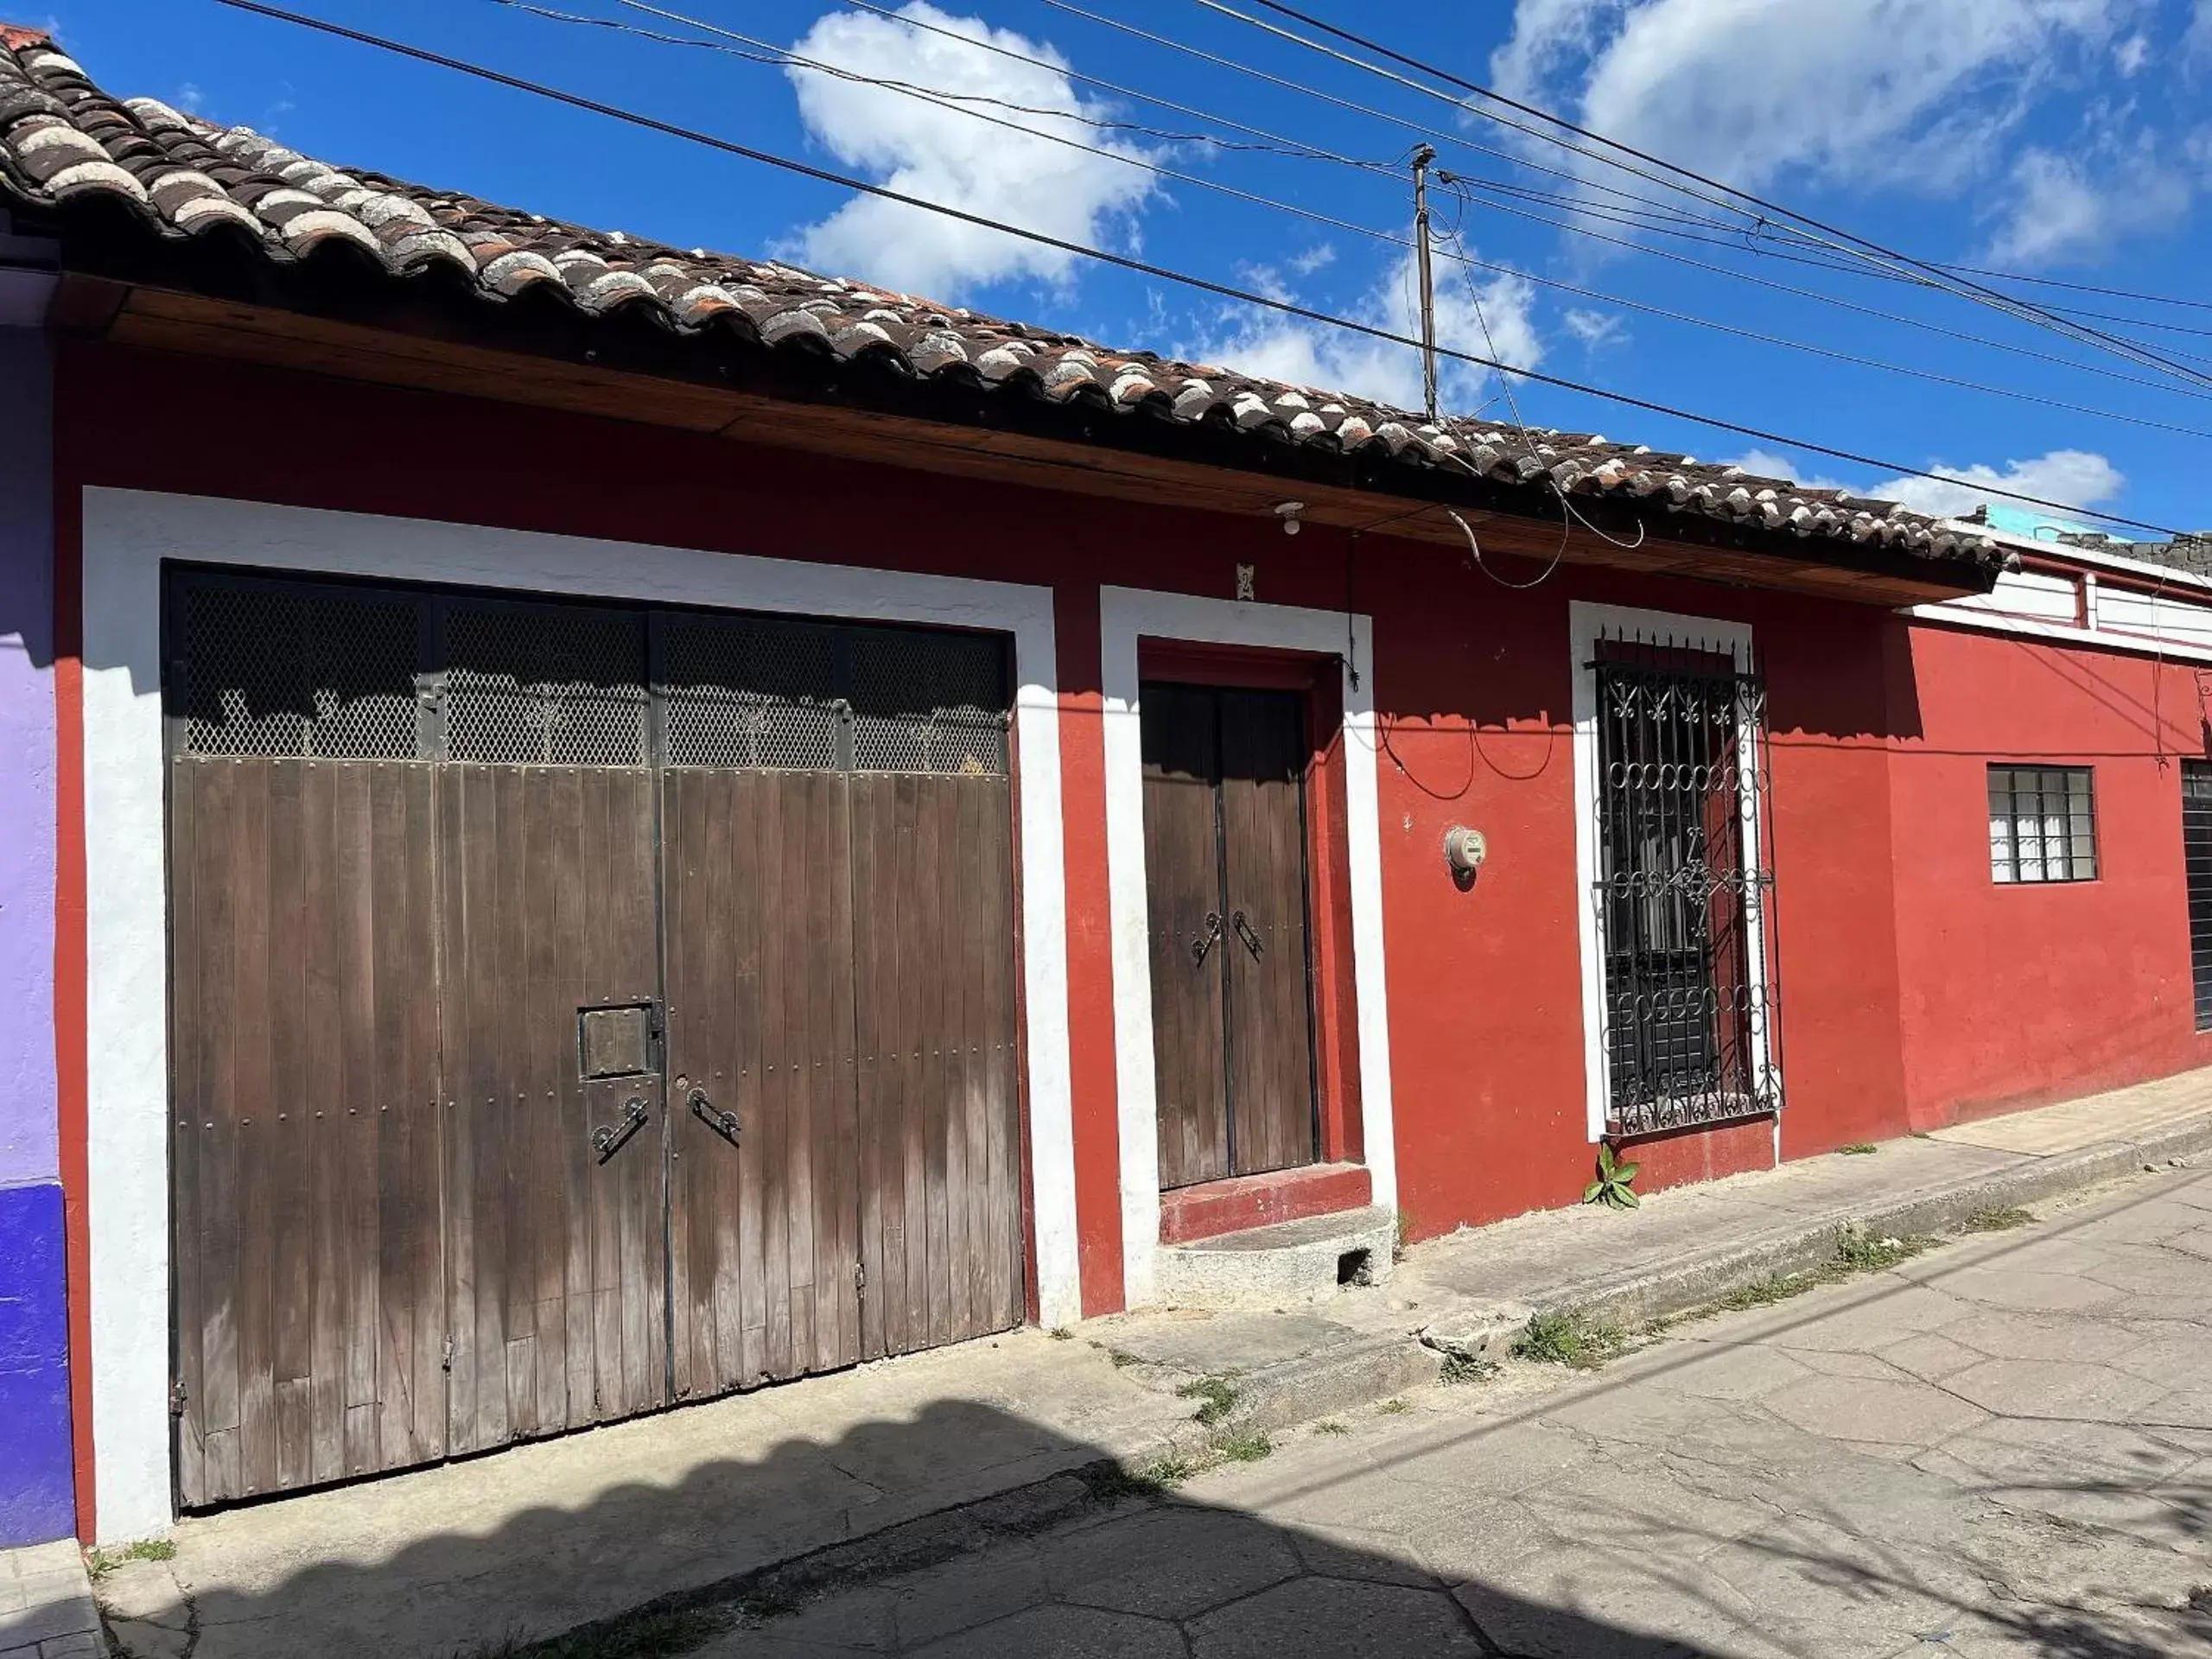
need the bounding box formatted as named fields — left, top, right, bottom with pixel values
left=99, top=1382, right=2212, bottom=1659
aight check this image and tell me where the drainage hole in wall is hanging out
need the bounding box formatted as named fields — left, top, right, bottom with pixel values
left=1338, top=1249, right=1374, bottom=1287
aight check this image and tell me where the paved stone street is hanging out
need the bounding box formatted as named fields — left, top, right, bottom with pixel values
left=721, top=1166, right=2212, bottom=1657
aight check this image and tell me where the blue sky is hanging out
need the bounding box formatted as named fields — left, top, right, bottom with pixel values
left=28, top=0, right=2212, bottom=534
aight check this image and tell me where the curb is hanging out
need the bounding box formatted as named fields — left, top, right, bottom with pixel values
left=1548, top=1109, right=2212, bottom=1330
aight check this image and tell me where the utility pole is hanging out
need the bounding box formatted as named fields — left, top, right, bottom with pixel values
left=1411, top=142, right=1439, bottom=427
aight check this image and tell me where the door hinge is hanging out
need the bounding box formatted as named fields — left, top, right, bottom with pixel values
left=169, top=1379, right=188, bottom=1418
left=441, top=1335, right=454, bottom=1373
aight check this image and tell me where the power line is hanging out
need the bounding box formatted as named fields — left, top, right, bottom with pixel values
left=1208, top=0, right=2212, bottom=388
left=1035, top=0, right=2212, bottom=392
left=491, top=0, right=2212, bottom=431
left=1936, top=261, right=2212, bottom=315
left=201, top=0, right=2189, bottom=538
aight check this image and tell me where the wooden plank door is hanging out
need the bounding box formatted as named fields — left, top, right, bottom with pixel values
left=850, top=772, right=1024, bottom=1360
left=1141, top=683, right=1232, bottom=1190
left=438, top=601, right=667, bottom=1452
left=1141, top=683, right=1319, bottom=1190
left=170, top=755, right=448, bottom=1506
left=1217, top=690, right=1319, bottom=1178
left=663, top=766, right=863, bottom=1397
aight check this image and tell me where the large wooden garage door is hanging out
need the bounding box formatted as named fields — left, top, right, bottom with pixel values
left=167, top=574, right=1023, bottom=1510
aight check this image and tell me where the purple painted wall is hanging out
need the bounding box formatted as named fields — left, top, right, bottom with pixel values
left=0, top=321, right=71, bottom=1545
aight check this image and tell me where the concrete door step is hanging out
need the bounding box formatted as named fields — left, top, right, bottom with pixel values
left=1152, top=1204, right=1396, bottom=1309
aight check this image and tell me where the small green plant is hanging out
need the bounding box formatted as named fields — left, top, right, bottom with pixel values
left=87, top=1538, right=176, bottom=1580
left=1834, top=1227, right=1930, bottom=1272
left=1047, top=1325, right=1073, bottom=1340
left=1440, top=1352, right=1501, bottom=1385
left=1217, top=1429, right=1273, bottom=1464
left=1079, top=1458, right=1191, bottom=1503
left=1313, top=1420, right=1351, bottom=1436
left=1583, top=1142, right=1641, bottom=1210
left=1837, top=1142, right=1878, bottom=1155
left=1176, top=1373, right=1241, bottom=1427
left=1514, top=1309, right=1630, bottom=1370
left=1377, top=1397, right=1409, bottom=1415
left=1961, top=1205, right=2034, bottom=1233
left=1105, top=1348, right=1143, bottom=1369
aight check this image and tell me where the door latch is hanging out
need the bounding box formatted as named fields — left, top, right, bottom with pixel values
left=1191, top=911, right=1223, bottom=964
left=1231, top=910, right=1264, bottom=958
left=688, top=1082, right=740, bottom=1144
left=591, top=1096, right=650, bottom=1162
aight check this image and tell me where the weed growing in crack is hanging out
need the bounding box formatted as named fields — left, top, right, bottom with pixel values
left=1077, top=1459, right=1190, bottom=1503
left=1217, top=1429, right=1273, bottom=1464
left=1837, top=1142, right=1878, bottom=1155
left=1105, top=1348, right=1143, bottom=1369
left=1961, top=1205, right=2035, bottom=1233
left=1314, top=1420, right=1350, bottom=1435
left=1175, top=1373, right=1242, bottom=1427
left=1047, top=1325, right=1073, bottom=1340
left=1440, top=1352, right=1502, bottom=1385
left=1377, top=1397, right=1410, bottom=1414
left=87, top=1539, right=176, bottom=1580
left=1513, top=1310, right=1630, bottom=1370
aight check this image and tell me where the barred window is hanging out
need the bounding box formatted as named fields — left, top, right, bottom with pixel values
left=1989, top=766, right=2096, bottom=884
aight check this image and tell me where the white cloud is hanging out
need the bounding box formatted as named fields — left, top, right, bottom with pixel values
left=1489, top=0, right=2133, bottom=197
left=1287, top=243, right=1337, bottom=277
left=1562, top=307, right=1628, bottom=351
left=1982, top=136, right=2190, bottom=265
left=2190, top=0, right=2212, bottom=59
left=175, top=82, right=204, bottom=113
left=1717, top=445, right=2122, bottom=519
left=785, top=2, right=1157, bottom=300
left=1720, top=448, right=1850, bottom=491
left=1186, top=252, right=1541, bottom=416
left=1869, top=448, right=2125, bottom=518
left=2113, top=30, right=2151, bottom=72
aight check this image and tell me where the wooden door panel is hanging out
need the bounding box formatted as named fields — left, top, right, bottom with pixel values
left=171, top=758, right=445, bottom=1509
left=1219, top=691, right=1319, bottom=1178
left=850, top=773, right=1025, bottom=1357
left=1141, top=685, right=1231, bottom=1190
left=665, top=767, right=863, bottom=1398
left=441, top=763, right=664, bottom=1455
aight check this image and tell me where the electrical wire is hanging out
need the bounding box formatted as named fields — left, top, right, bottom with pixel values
left=1210, top=0, right=2212, bottom=389
left=491, top=0, right=2212, bottom=435
left=1037, top=0, right=2212, bottom=392
left=203, top=0, right=2192, bottom=539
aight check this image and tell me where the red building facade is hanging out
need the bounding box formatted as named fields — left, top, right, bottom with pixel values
left=9, top=28, right=2212, bottom=1543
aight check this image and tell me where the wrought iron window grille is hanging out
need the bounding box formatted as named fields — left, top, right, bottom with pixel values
left=1590, top=633, right=1783, bottom=1137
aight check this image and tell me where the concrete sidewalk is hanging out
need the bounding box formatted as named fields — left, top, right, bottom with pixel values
left=99, top=1067, right=2212, bottom=1659
left=0, top=1541, right=102, bottom=1659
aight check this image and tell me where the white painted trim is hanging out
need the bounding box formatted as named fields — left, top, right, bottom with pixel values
left=1943, top=518, right=2212, bottom=596
left=1567, top=602, right=1776, bottom=1145
left=1905, top=598, right=2212, bottom=667
left=79, top=487, right=1078, bottom=1541
left=1097, top=588, right=1392, bottom=1309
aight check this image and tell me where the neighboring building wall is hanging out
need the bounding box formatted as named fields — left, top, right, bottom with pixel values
left=0, top=323, right=69, bottom=1545
left=1888, top=621, right=2210, bottom=1126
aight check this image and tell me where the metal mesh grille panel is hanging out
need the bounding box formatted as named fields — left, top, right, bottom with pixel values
left=850, top=627, right=1008, bottom=777
left=444, top=602, right=648, bottom=766
left=662, top=614, right=841, bottom=770
left=178, top=581, right=421, bottom=759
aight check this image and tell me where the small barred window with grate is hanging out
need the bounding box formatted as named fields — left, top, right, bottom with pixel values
left=849, top=626, right=1009, bottom=778
left=1988, top=766, right=2096, bottom=884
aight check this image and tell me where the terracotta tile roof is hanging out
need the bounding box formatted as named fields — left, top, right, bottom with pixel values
left=0, top=26, right=2000, bottom=569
